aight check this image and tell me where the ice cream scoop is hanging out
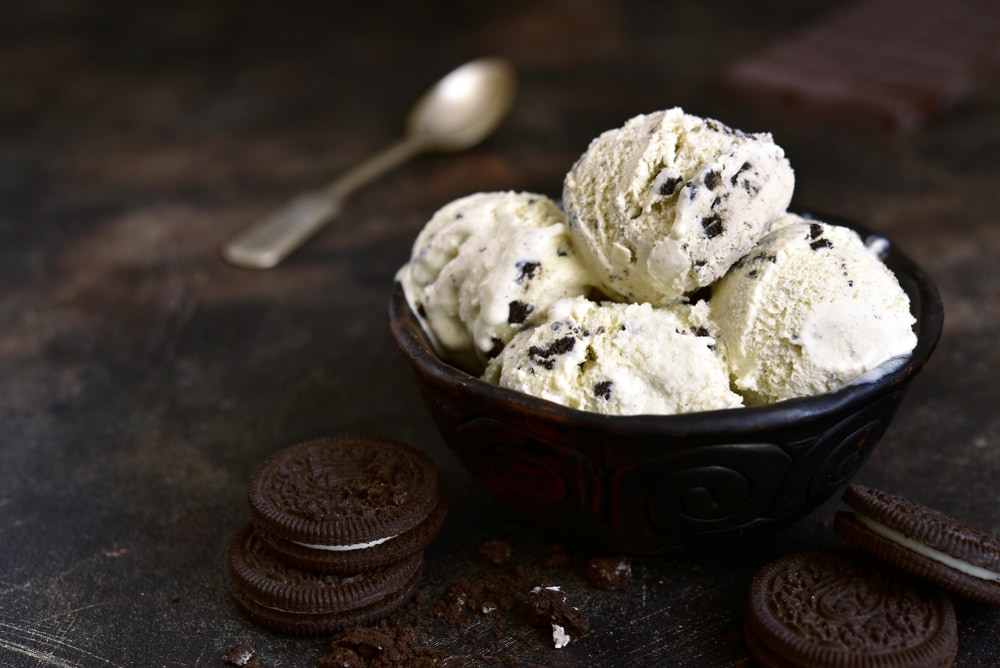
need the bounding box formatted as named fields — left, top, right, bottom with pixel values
left=397, top=192, right=594, bottom=373
left=712, top=216, right=917, bottom=405
left=484, top=296, right=743, bottom=416
left=563, top=108, right=794, bottom=304
left=223, top=57, right=517, bottom=269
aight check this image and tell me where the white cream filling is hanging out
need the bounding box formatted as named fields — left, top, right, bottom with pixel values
left=856, top=514, right=1000, bottom=583
left=552, top=623, right=571, bottom=649
left=293, top=534, right=397, bottom=552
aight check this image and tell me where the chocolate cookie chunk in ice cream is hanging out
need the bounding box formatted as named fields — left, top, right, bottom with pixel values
left=563, top=107, right=794, bottom=304
left=396, top=191, right=594, bottom=373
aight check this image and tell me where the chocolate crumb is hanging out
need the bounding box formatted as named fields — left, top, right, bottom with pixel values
left=311, top=536, right=598, bottom=665
left=703, top=170, right=722, bottom=190
left=222, top=642, right=258, bottom=667
left=436, top=573, right=524, bottom=625
left=318, top=620, right=444, bottom=668
left=478, top=540, right=512, bottom=565
left=587, top=556, right=632, bottom=591
left=525, top=586, right=590, bottom=647
left=810, top=238, right=833, bottom=251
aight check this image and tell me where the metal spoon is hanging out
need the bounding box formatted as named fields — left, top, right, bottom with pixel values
left=222, top=57, right=518, bottom=269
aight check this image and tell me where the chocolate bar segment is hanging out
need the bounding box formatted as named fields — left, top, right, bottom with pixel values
left=721, top=0, right=1000, bottom=132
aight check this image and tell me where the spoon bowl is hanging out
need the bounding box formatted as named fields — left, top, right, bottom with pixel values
left=222, top=57, right=517, bottom=270
left=407, top=58, right=518, bottom=151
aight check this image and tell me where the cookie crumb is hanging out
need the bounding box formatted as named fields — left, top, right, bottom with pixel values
left=526, top=586, right=590, bottom=648
left=478, top=540, right=512, bottom=565
left=316, top=619, right=453, bottom=667
left=222, top=642, right=258, bottom=667
left=587, top=556, right=632, bottom=591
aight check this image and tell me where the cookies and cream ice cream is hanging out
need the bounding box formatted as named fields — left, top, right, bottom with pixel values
left=483, top=296, right=742, bottom=416
left=396, top=191, right=593, bottom=372
left=563, top=107, right=795, bottom=304
left=712, top=216, right=917, bottom=405
left=396, top=108, right=918, bottom=416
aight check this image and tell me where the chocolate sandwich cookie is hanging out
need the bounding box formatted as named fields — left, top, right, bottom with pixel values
left=257, top=491, right=448, bottom=574
left=746, top=549, right=957, bottom=668
left=247, top=435, right=442, bottom=572
left=835, top=484, right=1000, bottom=606
left=227, top=523, right=423, bottom=635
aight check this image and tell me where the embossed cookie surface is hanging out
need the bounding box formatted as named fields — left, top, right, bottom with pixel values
left=247, top=435, right=440, bottom=547
left=835, top=484, right=1000, bottom=606
left=746, top=549, right=957, bottom=667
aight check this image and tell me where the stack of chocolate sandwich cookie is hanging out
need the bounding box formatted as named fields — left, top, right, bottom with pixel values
left=745, top=484, right=1000, bottom=667
left=227, top=435, right=447, bottom=635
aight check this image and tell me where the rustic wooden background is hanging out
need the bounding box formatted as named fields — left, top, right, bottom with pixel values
left=1, top=1, right=998, bottom=665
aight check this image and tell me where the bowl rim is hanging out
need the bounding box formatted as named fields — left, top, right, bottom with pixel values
left=389, top=213, right=944, bottom=434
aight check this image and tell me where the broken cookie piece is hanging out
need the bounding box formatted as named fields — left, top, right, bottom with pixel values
left=525, top=585, right=590, bottom=649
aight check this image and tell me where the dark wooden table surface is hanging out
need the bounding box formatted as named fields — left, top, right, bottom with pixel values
left=2, top=1, right=999, bottom=666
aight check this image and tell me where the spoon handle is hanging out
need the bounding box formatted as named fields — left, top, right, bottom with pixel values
left=222, top=137, right=424, bottom=269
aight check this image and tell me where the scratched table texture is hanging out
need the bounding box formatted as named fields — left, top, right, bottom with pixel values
left=1, top=1, right=999, bottom=666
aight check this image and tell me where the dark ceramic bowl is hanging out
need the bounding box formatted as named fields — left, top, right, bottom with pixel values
left=389, top=220, right=943, bottom=553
